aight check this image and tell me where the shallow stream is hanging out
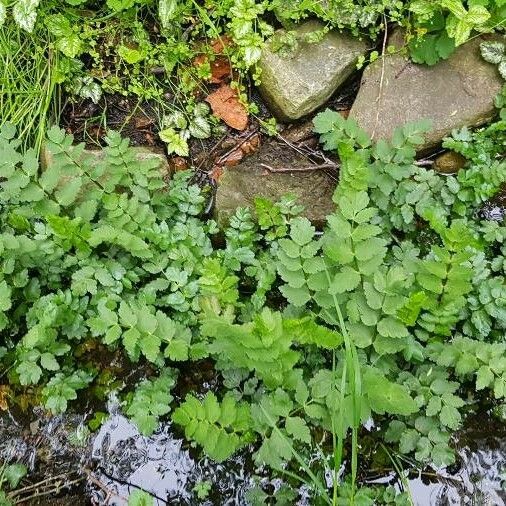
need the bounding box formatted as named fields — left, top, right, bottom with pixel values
left=1, top=400, right=506, bottom=505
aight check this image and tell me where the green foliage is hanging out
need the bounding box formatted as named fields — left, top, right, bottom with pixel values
left=408, top=12, right=456, bottom=65
left=172, top=392, right=253, bottom=462
left=408, top=0, right=505, bottom=64
left=126, top=368, right=177, bottom=435
left=0, top=461, right=27, bottom=506
left=192, top=480, right=212, bottom=500
left=0, top=124, right=212, bottom=411
left=1, top=463, right=27, bottom=489
left=42, top=370, right=93, bottom=413
left=312, top=105, right=506, bottom=469
left=202, top=307, right=300, bottom=388
left=481, top=40, right=506, bottom=80
left=2, top=99, right=506, bottom=502
left=127, top=490, right=154, bottom=506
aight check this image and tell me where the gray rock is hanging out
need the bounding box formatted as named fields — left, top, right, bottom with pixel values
left=215, top=141, right=336, bottom=227
left=349, top=31, right=504, bottom=151
left=41, top=144, right=171, bottom=175
left=257, top=21, right=367, bottom=122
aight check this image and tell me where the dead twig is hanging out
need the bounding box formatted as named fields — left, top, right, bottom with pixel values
left=260, top=162, right=339, bottom=173
left=11, top=477, right=84, bottom=504
left=9, top=473, right=75, bottom=498
left=84, top=468, right=127, bottom=505
left=414, top=160, right=435, bottom=167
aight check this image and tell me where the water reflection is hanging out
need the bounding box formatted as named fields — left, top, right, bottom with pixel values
left=1, top=406, right=506, bottom=505
left=90, top=414, right=253, bottom=505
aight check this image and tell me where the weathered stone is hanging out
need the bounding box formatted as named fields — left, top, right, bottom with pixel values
left=349, top=31, right=504, bottom=151
left=257, top=21, right=367, bottom=122
left=41, top=145, right=170, bottom=176
left=434, top=151, right=467, bottom=174
left=215, top=141, right=336, bottom=226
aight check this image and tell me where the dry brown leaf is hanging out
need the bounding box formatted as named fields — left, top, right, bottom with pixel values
left=194, top=35, right=233, bottom=84
left=209, top=57, right=232, bottom=83
left=210, top=165, right=224, bottom=182
left=240, top=133, right=260, bottom=155
left=222, top=148, right=244, bottom=167
left=135, top=115, right=154, bottom=128
left=169, top=156, right=189, bottom=172
left=206, top=84, right=248, bottom=131
left=194, top=54, right=232, bottom=84
left=210, top=35, right=233, bottom=53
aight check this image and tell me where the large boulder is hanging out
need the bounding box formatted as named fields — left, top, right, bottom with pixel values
left=257, top=20, right=367, bottom=122
left=215, top=141, right=336, bottom=226
left=349, top=31, right=504, bottom=151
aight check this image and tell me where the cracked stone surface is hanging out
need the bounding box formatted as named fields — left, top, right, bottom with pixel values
left=257, top=20, right=367, bottom=122
left=349, top=30, right=504, bottom=151
left=215, top=140, right=336, bottom=227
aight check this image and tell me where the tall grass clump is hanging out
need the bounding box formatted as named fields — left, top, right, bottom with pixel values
left=0, top=23, right=59, bottom=152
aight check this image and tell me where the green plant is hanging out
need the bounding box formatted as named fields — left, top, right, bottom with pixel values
left=192, top=479, right=212, bottom=500
left=172, top=392, right=253, bottom=462
left=159, top=104, right=213, bottom=157
left=127, top=489, right=154, bottom=506
left=2, top=90, right=506, bottom=502
left=481, top=38, right=506, bottom=79
left=125, top=368, right=177, bottom=435
left=0, top=462, right=27, bottom=506
left=0, top=22, right=59, bottom=151
left=0, top=123, right=213, bottom=412
left=408, top=0, right=506, bottom=64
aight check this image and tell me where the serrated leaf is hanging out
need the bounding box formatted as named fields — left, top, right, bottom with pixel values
left=56, top=34, right=83, bottom=58
left=279, top=284, right=311, bottom=307
left=55, top=178, right=82, bottom=206
left=140, top=333, right=160, bottom=362
left=285, top=416, right=311, bottom=443
left=4, top=463, right=27, bottom=489
left=440, top=404, right=461, bottom=429
left=377, top=317, right=409, bottom=338
left=189, top=116, right=211, bottom=139
left=399, top=429, right=420, bottom=453
left=204, top=392, right=221, bottom=424
left=329, top=266, right=361, bottom=294
left=17, top=361, right=42, bottom=385
left=13, top=0, right=40, bottom=32
left=499, top=60, right=506, bottom=80
left=290, top=217, right=315, bottom=246
left=40, top=353, right=59, bottom=371
left=426, top=396, right=442, bottom=416
left=476, top=365, right=494, bottom=390
left=160, top=128, right=189, bottom=157
left=364, top=369, right=417, bottom=416
left=159, top=0, right=177, bottom=30
left=0, top=281, right=12, bottom=312
left=480, top=41, right=505, bottom=65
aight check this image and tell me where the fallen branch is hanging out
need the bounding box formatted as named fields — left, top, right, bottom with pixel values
left=84, top=468, right=127, bottom=505
left=9, top=472, right=84, bottom=504
left=260, top=163, right=338, bottom=173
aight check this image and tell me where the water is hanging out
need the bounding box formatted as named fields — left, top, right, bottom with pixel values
left=1, top=405, right=506, bottom=505
left=89, top=414, right=253, bottom=505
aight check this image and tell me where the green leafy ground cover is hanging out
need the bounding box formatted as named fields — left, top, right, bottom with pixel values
left=1, top=1, right=506, bottom=503
left=1, top=0, right=505, bottom=149
left=0, top=89, right=505, bottom=502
